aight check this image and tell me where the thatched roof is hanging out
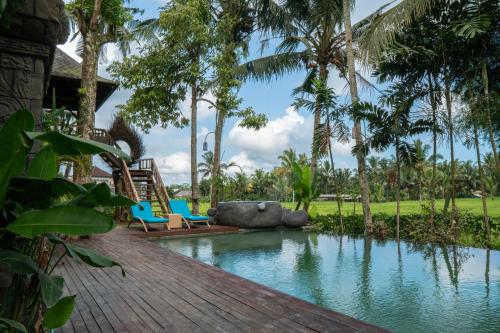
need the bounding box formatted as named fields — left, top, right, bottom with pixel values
left=43, top=48, right=118, bottom=111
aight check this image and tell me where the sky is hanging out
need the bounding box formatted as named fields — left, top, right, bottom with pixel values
left=59, top=0, right=480, bottom=184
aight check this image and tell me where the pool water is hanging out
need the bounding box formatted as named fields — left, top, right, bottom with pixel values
left=152, top=230, right=500, bottom=333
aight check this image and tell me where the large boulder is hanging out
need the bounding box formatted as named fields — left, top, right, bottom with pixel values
left=283, top=210, right=308, bottom=228
left=215, top=201, right=283, bottom=228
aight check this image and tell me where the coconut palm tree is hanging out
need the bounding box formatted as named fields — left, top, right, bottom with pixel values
left=241, top=0, right=386, bottom=184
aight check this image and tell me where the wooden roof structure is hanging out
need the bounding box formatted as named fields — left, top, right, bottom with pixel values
left=42, top=48, right=118, bottom=111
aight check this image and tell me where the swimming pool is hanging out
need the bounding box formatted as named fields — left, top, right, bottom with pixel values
left=152, top=230, right=500, bottom=333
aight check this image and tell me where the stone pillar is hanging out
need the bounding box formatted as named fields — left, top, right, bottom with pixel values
left=0, top=0, right=69, bottom=129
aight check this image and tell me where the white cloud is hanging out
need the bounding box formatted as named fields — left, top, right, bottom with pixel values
left=331, top=138, right=355, bottom=156
left=227, top=107, right=310, bottom=161
left=155, top=152, right=191, bottom=183
left=228, top=151, right=259, bottom=174
left=179, top=91, right=217, bottom=120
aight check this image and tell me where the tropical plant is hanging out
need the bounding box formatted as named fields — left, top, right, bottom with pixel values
left=0, top=109, right=134, bottom=332
left=291, top=162, right=318, bottom=213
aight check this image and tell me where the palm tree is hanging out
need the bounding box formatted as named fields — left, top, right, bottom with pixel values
left=343, top=0, right=374, bottom=235
left=198, top=151, right=215, bottom=179
left=66, top=0, right=140, bottom=183
left=294, top=78, right=349, bottom=225
left=413, top=139, right=431, bottom=203
left=354, top=92, right=432, bottom=240
left=242, top=0, right=385, bottom=181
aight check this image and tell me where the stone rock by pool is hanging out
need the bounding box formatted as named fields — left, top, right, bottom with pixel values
left=283, top=210, right=308, bottom=227
left=215, top=201, right=283, bottom=228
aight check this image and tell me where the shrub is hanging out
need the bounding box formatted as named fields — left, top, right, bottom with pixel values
left=311, top=212, right=500, bottom=249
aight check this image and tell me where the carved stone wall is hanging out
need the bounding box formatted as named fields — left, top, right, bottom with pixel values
left=0, top=0, right=69, bottom=129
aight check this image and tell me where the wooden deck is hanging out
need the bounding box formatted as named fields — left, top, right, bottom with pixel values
left=56, top=229, right=388, bottom=333
left=126, top=224, right=240, bottom=238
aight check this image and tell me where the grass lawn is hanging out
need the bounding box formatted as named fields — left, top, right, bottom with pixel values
left=196, top=197, right=500, bottom=218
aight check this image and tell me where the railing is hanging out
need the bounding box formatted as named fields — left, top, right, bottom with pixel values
left=138, top=158, right=153, bottom=170
left=151, top=159, right=171, bottom=214
left=121, top=159, right=140, bottom=202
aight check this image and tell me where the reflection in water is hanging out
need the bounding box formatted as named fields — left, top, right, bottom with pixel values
left=154, top=230, right=500, bottom=333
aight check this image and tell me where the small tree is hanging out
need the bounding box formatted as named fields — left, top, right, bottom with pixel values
left=109, top=0, right=212, bottom=214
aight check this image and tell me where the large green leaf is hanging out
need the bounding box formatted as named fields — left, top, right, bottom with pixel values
left=8, top=177, right=86, bottom=209
left=39, top=272, right=64, bottom=308
left=25, top=131, right=131, bottom=162
left=27, top=146, right=57, bottom=179
left=68, top=182, right=135, bottom=208
left=46, top=235, right=125, bottom=277
left=0, top=318, right=27, bottom=332
left=42, top=295, right=75, bottom=329
left=0, top=109, right=34, bottom=204
left=7, top=206, right=115, bottom=239
left=0, top=250, right=38, bottom=274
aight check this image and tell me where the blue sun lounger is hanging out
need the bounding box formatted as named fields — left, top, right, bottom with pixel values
left=129, top=201, right=169, bottom=232
left=169, top=199, right=210, bottom=227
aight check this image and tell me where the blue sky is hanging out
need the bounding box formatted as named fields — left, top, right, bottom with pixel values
left=60, top=0, right=480, bottom=184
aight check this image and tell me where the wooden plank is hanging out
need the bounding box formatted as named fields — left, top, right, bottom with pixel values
left=55, top=229, right=389, bottom=333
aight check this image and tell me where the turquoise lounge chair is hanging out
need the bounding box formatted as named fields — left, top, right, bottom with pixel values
left=129, top=201, right=169, bottom=232
left=170, top=199, right=210, bottom=227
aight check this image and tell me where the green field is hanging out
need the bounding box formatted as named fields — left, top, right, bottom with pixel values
left=196, top=197, right=500, bottom=218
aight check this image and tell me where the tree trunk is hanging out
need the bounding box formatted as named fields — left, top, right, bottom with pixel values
left=190, top=82, right=200, bottom=214
left=327, top=131, right=343, bottom=232
left=444, top=74, right=457, bottom=220
left=343, top=0, right=373, bottom=235
left=311, top=63, right=328, bottom=178
left=74, top=30, right=99, bottom=184
left=472, top=117, right=491, bottom=242
left=428, top=74, right=437, bottom=228
left=63, top=162, right=72, bottom=179
left=395, top=141, right=401, bottom=241
left=210, top=111, right=224, bottom=208
left=481, top=63, right=500, bottom=175
left=467, top=79, right=491, bottom=242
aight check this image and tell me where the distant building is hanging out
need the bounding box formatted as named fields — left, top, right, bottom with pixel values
left=91, top=166, right=114, bottom=189
left=174, top=190, right=192, bottom=199
left=319, top=194, right=361, bottom=202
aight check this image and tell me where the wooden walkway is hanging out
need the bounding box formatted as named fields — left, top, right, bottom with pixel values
left=56, top=229, right=388, bottom=333
left=127, top=224, right=239, bottom=238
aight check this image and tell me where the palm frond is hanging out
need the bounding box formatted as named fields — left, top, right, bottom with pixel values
left=359, top=0, right=443, bottom=62
left=236, top=51, right=308, bottom=82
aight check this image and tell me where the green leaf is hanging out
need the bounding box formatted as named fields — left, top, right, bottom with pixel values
left=0, top=250, right=38, bottom=274
left=9, top=177, right=86, bottom=209
left=27, top=146, right=57, bottom=179
left=7, top=206, right=115, bottom=239
left=46, top=235, right=125, bottom=277
left=0, top=318, right=27, bottom=332
left=66, top=244, right=125, bottom=277
left=68, top=182, right=135, bottom=208
left=25, top=131, right=131, bottom=162
left=39, top=272, right=64, bottom=308
left=42, top=295, right=75, bottom=329
left=0, top=109, right=34, bottom=204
